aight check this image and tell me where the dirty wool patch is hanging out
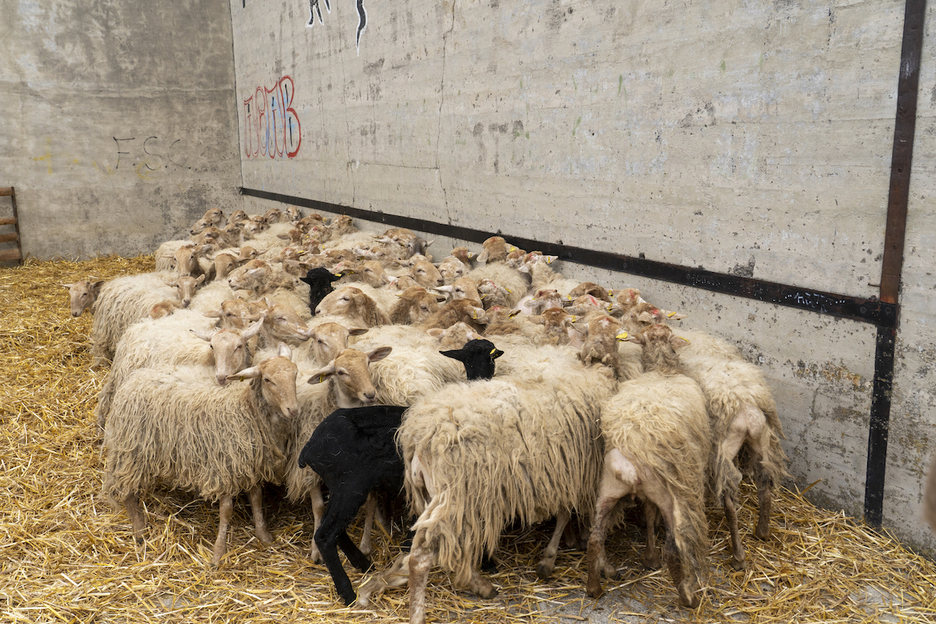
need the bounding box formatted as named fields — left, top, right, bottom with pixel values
left=1, top=256, right=934, bottom=623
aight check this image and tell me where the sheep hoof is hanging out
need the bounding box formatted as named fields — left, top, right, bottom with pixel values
left=755, top=523, right=770, bottom=541
left=256, top=530, right=274, bottom=546
left=730, top=557, right=747, bottom=571
left=586, top=583, right=603, bottom=599
left=535, top=562, right=553, bottom=580
left=678, top=584, right=700, bottom=609
left=479, top=586, right=498, bottom=600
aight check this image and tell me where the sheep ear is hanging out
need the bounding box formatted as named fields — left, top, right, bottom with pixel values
left=426, top=328, right=444, bottom=339
left=202, top=309, right=222, bottom=319
left=367, top=346, right=392, bottom=363
left=671, top=335, right=691, bottom=350
left=277, top=343, right=292, bottom=359
left=439, top=348, right=466, bottom=363
left=664, top=310, right=687, bottom=321
left=195, top=274, right=206, bottom=285
left=307, top=364, right=336, bottom=384
left=348, top=328, right=369, bottom=336
left=228, top=366, right=261, bottom=382
left=243, top=318, right=265, bottom=340
left=190, top=328, right=215, bottom=342
left=527, top=315, right=544, bottom=325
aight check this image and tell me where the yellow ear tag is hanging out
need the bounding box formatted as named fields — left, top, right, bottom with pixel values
left=571, top=315, right=577, bottom=322
left=318, top=374, right=326, bottom=383
left=490, top=348, right=497, bottom=355
left=509, top=246, right=517, bottom=252
left=680, top=337, right=691, bottom=344
left=506, top=288, right=513, bottom=294
left=509, top=310, right=520, bottom=318
left=616, top=332, right=628, bottom=341
left=667, top=311, right=677, bottom=318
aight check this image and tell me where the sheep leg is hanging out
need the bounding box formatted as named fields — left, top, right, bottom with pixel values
left=356, top=552, right=410, bottom=608
left=314, top=488, right=373, bottom=606
left=211, top=494, right=234, bottom=566
left=586, top=493, right=621, bottom=598
left=748, top=434, right=773, bottom=541
left=662, top=528, right=699, bottom=608
left=643, top=501, right=662, bottom=569
left=536, top=510, right=571, bottom=580
left=408, top=529, right=435, bottom=624
left=562, top=514, right=589, bottom=550
left=248, top=485, right=273, bottom=545
left=723, top=492, right=747, bottom=570
left=588, top=450, right=639, bottom=597
left=307, top=484, right=326, bottom=563
left=461, top=567, right=497, bottom=599
left=358, top=492, right=377, bottom=557
left=124, top=493, right=146, bottom=543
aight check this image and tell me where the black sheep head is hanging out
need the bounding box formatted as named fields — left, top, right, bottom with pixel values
left=441, top=338, right=503, bottom=380
left=300, top=267, right=343, bottom=314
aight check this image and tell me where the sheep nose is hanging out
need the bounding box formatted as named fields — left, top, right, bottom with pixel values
left=181, top=298, right=192, bottom=308
left=363, top=391, right=376, bottom=402
left=71, top=310, right=80, bottom=318
left=216, top=375, right=228, bottom=386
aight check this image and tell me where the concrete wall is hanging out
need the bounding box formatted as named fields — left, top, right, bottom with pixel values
left=230, top=0, right=936, bottom=554
left=0, top=0, right=242, bottom=260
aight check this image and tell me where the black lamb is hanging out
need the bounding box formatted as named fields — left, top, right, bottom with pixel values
left=297, top=338, right=504, bottom=605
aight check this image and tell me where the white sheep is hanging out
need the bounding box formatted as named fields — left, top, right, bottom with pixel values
left=94, top=310, right=264, bottom=428
left=586, top=323, right=712, bottom=608
left=357, top=348, right=619, bottom=621
left=102, top=344, right=299, bottom=566
left=282, top=346, right=393, bottom=563
left=90, top=272, right=203, bottom=365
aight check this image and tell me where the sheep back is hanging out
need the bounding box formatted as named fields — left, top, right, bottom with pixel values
left=600, top=371, right=712, bottom=576
left=399, top=365, right=615, bottom=587
left=103, top=367, right=289, bottom=504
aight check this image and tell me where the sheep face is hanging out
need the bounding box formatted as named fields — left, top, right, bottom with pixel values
left=203, top=298, right=260, bottom=329
left=440, top=338, right=503, bottom=380
left=192, top=318, right=263, bottom=385
left=167, top=274, right=205, bottom=308
left=64, top=279, right=104, bottom=317
left=229, top=346, right=300, bottom=420
left=427, top=321, right=480, bottom=350
left=410, top=259, right=445, bottom=289
left=190, top=217, right=213, bottom=237
left=438, top=257, right=467, bottom=284
left=202, top=207, right=224, bottom=225
left=307, top=322, right=367, bottom=364
left=262, top=303, right=311, bottom=346
left=307, top=347, right=392, bottom=408
left=227, top=260, right=270, bottom=294
left=286, top=205, right=302, bottom=222
left=390, top=287, right=441, bottom=325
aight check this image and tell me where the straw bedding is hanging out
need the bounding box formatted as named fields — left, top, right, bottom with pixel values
left=2, top=254, right=935, bottom=623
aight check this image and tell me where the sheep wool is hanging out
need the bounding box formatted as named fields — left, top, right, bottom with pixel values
left=103, top=366, right=293, bottom=505
left=599, top=371, right=713, bottom=588
left=398, top=362, right=616, bottom=589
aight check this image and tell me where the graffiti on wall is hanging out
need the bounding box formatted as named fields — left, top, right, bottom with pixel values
left=242, top=76, right=302, bottom=159
left=306, top=0, right=368, bottom=54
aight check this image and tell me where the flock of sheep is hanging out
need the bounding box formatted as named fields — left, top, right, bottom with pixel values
left=66, top=206, right=790, bottom=623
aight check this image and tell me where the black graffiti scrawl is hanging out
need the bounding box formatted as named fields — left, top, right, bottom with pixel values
left=307, top=0, right=367, bottom=54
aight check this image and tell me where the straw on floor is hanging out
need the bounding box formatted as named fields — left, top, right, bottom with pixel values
left=1, top=255, right=934, bottom=623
